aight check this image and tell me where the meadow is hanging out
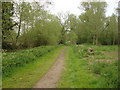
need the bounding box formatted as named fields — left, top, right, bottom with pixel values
left=58, top=45, right=118, bottom=88
left=2, top=45, right=118, bottom=88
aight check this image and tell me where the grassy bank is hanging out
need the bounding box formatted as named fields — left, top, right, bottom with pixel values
left=3, top=46, right=58, bottom=77
left=3, top=46, right=64, bottom=88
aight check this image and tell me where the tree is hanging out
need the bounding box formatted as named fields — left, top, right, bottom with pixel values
left=17, top=1, right=62, bottom=48
left=100, top=14, right=118, bottom=45
left=2, top=1, right=15, bottom=49
left=78, top=1, right=107, bottom=45
left=14, top=1, right=33, bottom=44
left=58, top=13, right=78, bottom=45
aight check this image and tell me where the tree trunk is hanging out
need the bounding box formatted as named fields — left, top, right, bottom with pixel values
left=113, top=32, right=115, bottom=45
left=16, top=14, right=21, bottom=44
left=92, top=35, right=95, bottom=45
left=95, top=35, right=98, bottom=45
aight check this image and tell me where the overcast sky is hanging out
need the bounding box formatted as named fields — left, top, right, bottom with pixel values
left=49, top=0, right=119, bottom=16
left=15, top=0, right=119, bottom=16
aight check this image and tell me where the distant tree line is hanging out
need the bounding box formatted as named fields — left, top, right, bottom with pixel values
left=60, top=2, right=118, bottom=45
left=1, top=0, right=118, bottom=50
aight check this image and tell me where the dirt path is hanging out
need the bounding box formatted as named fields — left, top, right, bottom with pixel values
left=33, top=47, right=66, bottom=88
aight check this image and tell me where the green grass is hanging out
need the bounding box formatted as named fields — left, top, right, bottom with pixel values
left=2, top=45, right=118, bottom=88
left=58, top=47, right=98, bottom=88
left=3, top=46, right=64, bottom=88
left=58, top=45, right=118, bottom=88
left=3, top=46, right=58, bottom=77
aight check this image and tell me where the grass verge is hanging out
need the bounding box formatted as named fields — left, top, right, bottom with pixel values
left=58, top=46, right=98, bottom=88
left=3, top=46, right=64, bottom=88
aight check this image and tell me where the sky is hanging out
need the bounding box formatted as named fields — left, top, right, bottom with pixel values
left=49, top=0, right=119, bottom=16
left=14, top=0, right=119, bottom=16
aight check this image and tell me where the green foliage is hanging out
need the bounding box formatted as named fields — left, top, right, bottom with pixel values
left=2, top=1, right=62, bottom=50
left=99, top=14, right=118, bottom=45
left=58, top=47, right=98, bottom=88
left=19, top=14, right=62, bottom=48
left=2, top=46, right=57, bottom=77
left=73, top=45, right=89, bottom=58
left=2, top=2, right=14, bottom=36
left=16, top=2, right=62, bottom=48
left=60, top=14, right=78, bottom=45
left=73, top=45, right=104, bottom=58
left=2, top=1, right=118, bottom=51
left=2, top=2, right=16, bottom=49
left=3, top=46, right=63, bottom=88
left=90, top=61, right=118, bottom=88
left=73, top=45, right=118, bottom=88
left=75, top=1, right=107, bottom=45
left=91, top=62, right=108, bottom=74
left=72, top=1, right=118, bottom=45
left=60, top=1, right=118, bottom=45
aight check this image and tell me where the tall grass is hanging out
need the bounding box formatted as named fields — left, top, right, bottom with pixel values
left=2, top=46, right=58, bottom=77
left=59, top=45, right=118, bottom=88
left=58, top=47, right=98, bottom=88
left=3, top=46, right=64, bottom=88
left=73, top=45, right=118, bottom=88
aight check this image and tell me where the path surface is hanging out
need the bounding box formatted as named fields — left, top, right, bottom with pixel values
left=34, top=47, right=66, bottom=88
